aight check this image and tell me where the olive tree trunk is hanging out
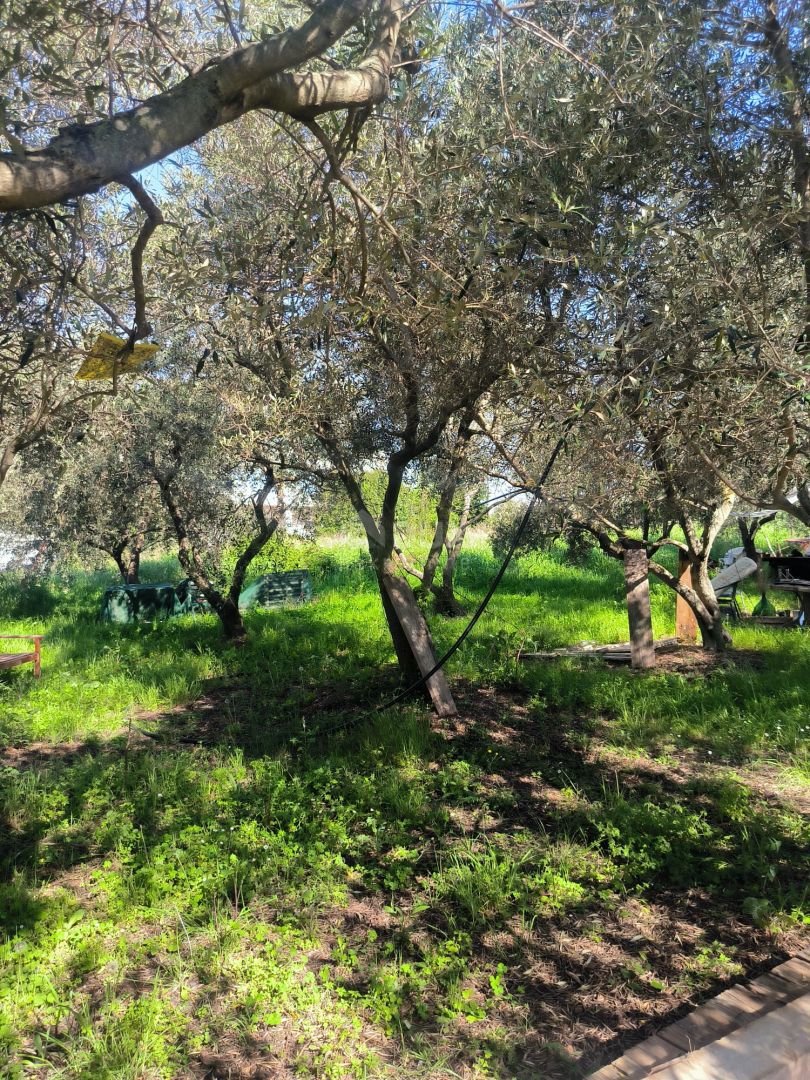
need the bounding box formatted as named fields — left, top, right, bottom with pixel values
left=317, top=423, right=458, bottom=717
left=371, top=553, right=457, bottom=717
left=154, top=469, right=280, bottom=644
left=623, top=547, right=655, bottom=669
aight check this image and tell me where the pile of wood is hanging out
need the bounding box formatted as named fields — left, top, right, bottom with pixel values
left=519, top=636, right=679, bottom=664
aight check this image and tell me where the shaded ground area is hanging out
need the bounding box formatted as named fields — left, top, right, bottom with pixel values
left=1, top=549, right=808, bottom=1076
left=2, top=676, right=807, bottom=1079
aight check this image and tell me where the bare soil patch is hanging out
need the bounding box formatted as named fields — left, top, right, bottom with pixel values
left=648, top=646, right=767, bottom=675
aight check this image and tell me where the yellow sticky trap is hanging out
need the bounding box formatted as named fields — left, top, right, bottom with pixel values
left=75, top=333, right=160, bottom=380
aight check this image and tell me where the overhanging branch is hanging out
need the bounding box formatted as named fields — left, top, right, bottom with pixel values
left=0, top=0, right=403, bottom=211
left=119, top=175, right=165, bottom=342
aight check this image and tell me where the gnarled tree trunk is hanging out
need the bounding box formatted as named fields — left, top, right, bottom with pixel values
left=649, top=555, right=730, bottom=652
left=125, top=535, right=143, bottom=585
left=688, top=557, right=730, bottom=652
left=623, top=546, right=655, bottom=669
left=207, top=594, right=247, bottom=644
left=432, top=492, right=472, bottom=616
left=371, top=553, right=457, bottom=717
left=316, top=420, right=458, bottom=717
left=154, top=470, right=283, bottom=644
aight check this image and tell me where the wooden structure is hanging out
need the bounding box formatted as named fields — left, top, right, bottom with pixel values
left=770, top=582, right=810, bottom=626
left=762, top=553, right=810, bottom=627
left=589, top=950, right=810, bottom=1079
left=675, top=554, right=698, bottom=643
left=519, top=637, right=679, bottom=664
left=0, top=634, right=42, bottom=677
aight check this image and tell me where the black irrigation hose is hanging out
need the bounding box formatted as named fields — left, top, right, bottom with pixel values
left=375, top=432, right=568, bottom=714
left=288, top=421, right=585, bottom=743
left=282, top=434, right=571, bottom=745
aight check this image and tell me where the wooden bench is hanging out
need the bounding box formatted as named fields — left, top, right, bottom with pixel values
left=0, top=635, right=42, bottom=677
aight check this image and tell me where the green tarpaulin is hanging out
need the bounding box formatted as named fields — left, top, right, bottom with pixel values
left=101, top=572, right=312, bottom=623
left=238, top=571, right=313, bottom=611
left=101, top=583, right=177, bottom=624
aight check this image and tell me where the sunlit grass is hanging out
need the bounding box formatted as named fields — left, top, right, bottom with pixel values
left=0, top=538, right=808, bottom=766
left=0, top=536, right=808, bottom=1077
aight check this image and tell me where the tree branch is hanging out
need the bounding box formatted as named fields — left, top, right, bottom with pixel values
left=0, top=0, right=403, bottom=210
left=119, top=174, right=164, bottom=341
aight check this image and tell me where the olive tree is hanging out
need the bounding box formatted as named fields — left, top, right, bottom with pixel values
left=1, top=424, right=168, bottom=583
left=393, top=412, right=484, bottom=616
left=153, top=5, right=603, bottom=712
left=102, top=363, right=297, bottom=642
left=0, top=0, right=405, bottom=211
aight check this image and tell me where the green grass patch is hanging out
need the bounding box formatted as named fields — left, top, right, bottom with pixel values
left=0, top=537, right=808, bottom=1077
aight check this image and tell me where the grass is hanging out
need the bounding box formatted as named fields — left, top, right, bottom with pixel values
left=0, top=535, right=808, bottom=1078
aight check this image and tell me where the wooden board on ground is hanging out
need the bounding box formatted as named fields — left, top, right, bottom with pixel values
left=588, top=952, right=810, bottom=1079
left=519, top=637, right=679, bottom=663
left=744, top=613, right=795, bottom=626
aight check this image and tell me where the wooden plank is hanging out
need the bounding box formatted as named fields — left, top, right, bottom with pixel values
left=675, top=553, right=698, bottom=643
left=770, top=956, right=810, bottom=989
left=519, top=637, right=679, bottom=662
left=745, top=972, right=798, bottom=1005
left=589, top=956, right=810, bottom=1080
left=588, top=1063, right=634, bottom=1080
left=711, top=985, right=774, bottom=1021
left=0, top=636, right=42, bottom=676
left=0, top=652, right=35, bottom=668
left=650, top=993, right=810, bottom=1080
left=607, top=1035, right=683, bottom=1078
left=749, top=968, right=809, bottom=1002
left=657, top=1001, right=740, bottom=1053
left=624, top=548, right=655, bottom=669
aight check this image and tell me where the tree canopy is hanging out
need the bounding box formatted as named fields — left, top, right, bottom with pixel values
left=1, top=0, right=808, bottom=676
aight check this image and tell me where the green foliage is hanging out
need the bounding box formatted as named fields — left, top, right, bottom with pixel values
left=488, top=501, right=560, bottom=561
left=681, top=941, right=744, bottom=990
left=0, top=540, right=807, bottom=1076
left=220, top=533, right=318, bottom=582
left=431, top=841, right=531, bottom=926
left=314, top=473, right=438, bottom=541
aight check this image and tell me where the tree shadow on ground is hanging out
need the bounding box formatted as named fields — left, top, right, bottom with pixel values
left=1, top=669, right=807, bottom=1078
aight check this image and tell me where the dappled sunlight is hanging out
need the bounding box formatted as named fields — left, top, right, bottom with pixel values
left=0, top=545, right=807, bottom=1076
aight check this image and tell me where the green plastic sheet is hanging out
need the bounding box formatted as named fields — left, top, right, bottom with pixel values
left=100, top=583, right=177, bottom=624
